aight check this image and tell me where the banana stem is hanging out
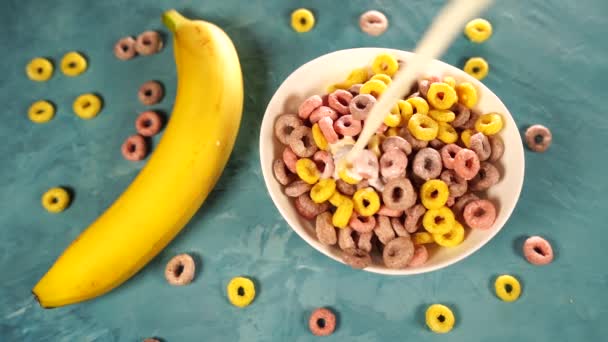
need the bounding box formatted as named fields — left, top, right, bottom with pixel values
left=162, top=9, right=187, bottom=33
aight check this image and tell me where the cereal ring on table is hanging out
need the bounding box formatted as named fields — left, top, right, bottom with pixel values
left=336, top=179, right=356, bottom=196
left=122, top=134, right=148, bottom=161
left=380, top=149, right=408, bottom=179
left=382, top=177, right=417, bottom=211
left=429, top=109, right=456, bottom=123
left=309, top=308, right=336, bottom=336
left=317, top=117, right=339, bottom=144
left=60, top=51, right=87, bottom=77
left=367, top=134, right=383, bottom=157
left=114, top=36, right=137, bottom=60
left=381, top=136, right=412, bottom=155
left=453, top=148, right=480, bottom=180
left=495, top=275, right=521, bottom=302
left=463, top=199, right=496, bottom=230
left=475, top=113, right=504, bottom=135
left=525, top=124, right=552, bottom=152
left=334, top=115, right=362, bottom=136
left=408, top=114, right=439, bottom=141
left=328, top=89, right=353, bottom=115
left=289, top=126, right=318, bottom=158
left=420, top=179, right=449, bottom=210
left=310, top=178, right=336, bottom=204
left=426, top=304, right=455, bottom=334
left=354, top=150, right=379, bottom=179
left=164, top=254, right=195, bottom=286
left=378, top=205, right=403, bottom=217
left=295, top=158, right=320, bottom=184
left=349, top=213, right=376, bottom=233
left=523, top=236, right=554, bottom=265
left=359, top=10, right=388, bottom=36
left=309, top=106, right=338, bottom=123
left=352, top=187, right=381, bottom=217
left=28, top=100, right=55, bottom=123
left=295, top=193, right=329, bottom=220
left=291, top=8, right=315, bottom=33
left=440, top=144, right=462, bottom=169
left=423, top=206, right=456, bottom=235
left=315, top=212, right=337, bottom=245
left=285, top=180, right=312, bottom=197
left=413, top=147, right=442, bottom=180
left=413, top=232, right=434, bottom=245
left=465, top=18, right=493, bottom=43
left=298, top=95, right=323, bottom=119
left=372, top=53, right=399, bottom=76
left=273, top=159, right=294, bottom=186
left=400, top=128, right=429, bottom=151
left=427, top=82, right=458, bottom=110
left=440, top=169, right=468, bottom=197
left=452, top=193, right=479, bottom=218
left=360, top=79, right=387, bottom=98
left=311, top=123, right=329, bottom=151
left=390, top=217, right=409, bottom=237
left=73, top=93, right=102, bottom=119
left=488, top=135, right=504, bottom=162
left=370, top=73, right=392, bottom=85
left=383, top=236, right=414, bottom=269
left=470, top=132, right=491, bottom=161
left=437, top=122, right=459, bottom=144
left=313, top=151, right=334, bottom=179
left=374, top=215, right=396, bottom=245
left=348, top=83, right=363, bottom=95
left=143, top=338, right=160, bottom=342
left=433, top=221, right=465, bottom=247
left=407, top=245, right=428, bottom=267
left=349, top=94, right=376, bottom=120
left=407, top=96, right=430, bottom=115
left=443, top=76, right=456, bottom=88
left=338, top=227, right=356, bottom=250
left=469, top=162, right=500, bottom=191
left=464, top=57, right=489, bottom=80
left=138, top=80, right=164, bottom=105
left=357, top=231, right=373, bottom=252
left=455, top=82, right=478, bottom=109
left=26, top=57, right=53, bottom=82
left=341, top=247, right=372, bottom=269
left=41, top=187, right=71, bottom=213
left=333, top=198, right=354, bottom=228
left=274, top=114, right=302, bottom=145
left=135, top=31, right=164, bottom=56
left=227, top=276, right=256, bottom=307
left=450, top=103, right=471, bottom=128
left=135, top=111, right=163, bottom=137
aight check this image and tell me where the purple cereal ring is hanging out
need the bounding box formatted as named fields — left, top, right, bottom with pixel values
left=354, top=150, right=379, bottom=179
left=283, top=146, right=298, bottom=173
left=390, top=217, right=409, bottom=237
left=469, top=162, right=500, bottom=192
left=356, top=179, right=370, bottom=190
left=374, top=215, right=396, bottom=245
left=135, top=110, right=163, bottom=137
left=285, top=180, right=312, bottom=197
left=400, top=128, right=429, bottom=150
left=382, top=136, right=412, bottom=155
left=309, top=308, right=336, bottom=336
left=315, top=212, right=337, bottom=245
left=412, top=147, right=442, bottom=180
left=273, top=159, right=293, bottom=185
left=341, top=247, right=372, bottom=269
left=138, top=80, right=164, bottom=106
left=334, top=115, right=362, bottom=136
left=295, top=193, right=329, bottom=220
left=313, top=150, right=335, bottom=179
left=382, top=177, right=417, bottom=211
left=463, top=199, right=497, bottom=230
left=288, top=126, right=318, bottom=158
left=349, top=83, right=363, bottom=96
left=462, top=109, right=481, bottom=130
left=336, top=179, right=356, bottom=196
left=338, top=227, right=356, bottom=250
left=404, top=204, right=426, bottom=233
left=328, top=89, right=353, bottom=115
left=383, top=236, right=414, bottom=269
left=523, top=236, right=554, bottom=265
left=452, top=193, right=479, bottom=219
left=380, top=149, right=408, bottom=179
left=359, top=10, right=388, bottom=36
left=453, top=148, right=480, bottom=180
left=114, top=36, right=137, bottom=60
left=135, top=31, right=163, bottom=56
left=441, top=144, right=462, bottom=169
left=357, top=231, right=373, bottom=253
left=418, top=79, right=431, bottom=98
left=121, top=134, right=148, bottom=161
left=470, top=132, right=491, bottom=161
left=407, top=245, right=429, bottom=267
left=440, top=169, right=468, bottom=197
left=298, top=95, right=323, bottom=120
left=446, top=196, right=456, bottom=207
left=309, top=106, right=338, bottom=123
left=349, top=94, right=376, bottom=120
left=525, top=124, right=552, bottom=152
left=164, top=254, right=195, bottom=286
left=377, top=205, right=403, bottom=217
left=451, top=103, right=471, bottom=128
left=274, top=114, right=303, bottom=145
left=318, top=116, right=339, bottom=144
left=349, top=213, right=376, bottom=233
left=430, top=139, right=446, bottom=150
left=488, top=135, right=505, bottom=162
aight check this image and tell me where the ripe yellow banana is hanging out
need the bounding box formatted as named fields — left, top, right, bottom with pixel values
left=33, top=9, right=244, bottom=308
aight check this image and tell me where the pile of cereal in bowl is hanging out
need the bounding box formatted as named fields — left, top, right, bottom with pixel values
left=272, top=52, right=505, bottom=270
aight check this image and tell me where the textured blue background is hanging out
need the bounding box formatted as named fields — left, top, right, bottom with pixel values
left=1, top=0, right=607, bottom=341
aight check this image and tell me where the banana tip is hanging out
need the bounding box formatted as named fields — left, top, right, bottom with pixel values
left=32, top=290, right=55, bottom=309
left=162, top=9, right=186, bottom=33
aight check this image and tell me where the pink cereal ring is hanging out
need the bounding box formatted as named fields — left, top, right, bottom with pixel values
left=349, top=213, right=376, bottom=233
left=380, top=149, right=408, bottom=179
left=121, top=134, right=148, bottom=161
left=114, top=36, right=137, bottom=60
left=138, top=80, right=164, bottom=106
left=298, top=95, right=323, bottom=120
left=453, top=148, right=480, bottom=180
left=318, top=116, right=339, bottom=144
left=309, top=106, right=338, bottom=123
left=353, top=150, right=379, bottom=179
left=407, top=245, right=429, bottom=267
left=377, top=123, right=388, bottom=134
left=377, top=205, right=403, bottom=217
left=135, top=111, right=163, bottom=137
left=382, top=136, right=412, bottom=155
left=309, top=308, right=337, bottom=336
left=282, top=147, right=298, bottom=173
left=334, top=115, right=362, bottom=136
left=523, top=236, right=554, bottom=265
left=313, top=150, right=335, bottom=179
left=441, top=144, right=462, bottom=170
left=328, top=89, right=353, bottom=115
left=463, top=199, right=496, bottom=230
left=359, top=10, right=388, bottom=36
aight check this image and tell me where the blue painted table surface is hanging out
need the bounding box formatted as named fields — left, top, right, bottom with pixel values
left=1, top=0, right=607, bottom=341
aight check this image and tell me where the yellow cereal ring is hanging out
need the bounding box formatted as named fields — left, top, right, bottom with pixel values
left=437, top=122, right=459, bottom=144
left=227, top=276, right=256, bottom=307
left=383, top=106, right=402, bottom=127
left=427, top=82, right=458, bottom=110
left=433, top=221, right=465, bottom=247
left=26, top=57, right=53, bottom=82
left=347, top=67, right=369, bottom=84
left=60, top=51, right=88, bottom=77
left=368, top=134, right=383, bottom=157
left=73, top=93, right=102, bottom=120
left=461, top=129, right=474, bottom=148
left=455, top=82, right=478, bottom=108
left=41, top=187, right=71, bottom=213
left=371, top=53, right=399, bottom=76
left=426, top=304, right=455, bottom=334
left=423, top=206, right=455, bottom=235
left=28, top=100, right=55, bottom=123
left=475, top=113, right=504, bottom=135
left=465, top=18, right=493, bottom=43
left=291, top=8, right=315, bottom=33
left=360, top=79, right=387, bottom=98
left=312, top=123, right=328, bottom=151
left=429, top=109, right=455, bottom=123
left=353, top=187, right=381, bottom=217
left=397, top=99, right=414, bottom=122
left=386, top=127, right=399, bottom=137
left=420, top=180, right=449, bottom=210
left=370, top=73, right=392, bottom=85
left=413, top=232, right=434, bottom=245
left=443, top=76, right=456, bottom=88
left=333, top=198, right=354, bottom=228
left=406, top=96, right=429, bottom=115
left=495, top=275, right=522, bottom=302
left=464, top=57, right=489, bottom=80
left=310, top=178, right=336, bottom=204
left=329, top=192, right=349, bottom=207
left=408, top=113, right=438, bottom=141
left=296, top=158, right=320, bottom=184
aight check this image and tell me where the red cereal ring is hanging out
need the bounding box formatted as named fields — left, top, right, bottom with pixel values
left=138, top=80, right=164, bottom=106
left=164, top=253, right=196, bottom=286
left=453, top=148, right=480, bottom=180
left=523, top=236, right=554, bottom=265
left=382, top=236, right=414, bottom=269
left=334, top=114, right=362, bottom=136
left=282, top=146, right=298, bottom=173
left=349, top=213, right=376, bottom=233
left=341, top=247, right=371, bottom=269
left=298, top=95, right=323, bottom=119
left=121, top=134, right=148, bottom=161
left=525, top=124, right=552, bottom=152
left=318, top=116, right=339, bottom=144
left=309, top=308, right=337, bottom=336
left=135, top=31, right=163, bottom=56
left=114, top=36, right=137, bottom=60
left=285, top=180, right=312, bottom=197
left=408, top=244, right=429, bottom=267
left=315, top=212, right=337, bottom=245
left=328, top=89, right=353, bottom=115
left=135, top=110, right=163, bottom=137
left=441, top=143, right=462, bottom=169
left=463, top=199, right=497, bottom=230
left=309, top=105, right=338, bottom=123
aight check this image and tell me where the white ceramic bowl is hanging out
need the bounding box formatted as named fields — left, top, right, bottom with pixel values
left=260, top=48, right=524, bottom=275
